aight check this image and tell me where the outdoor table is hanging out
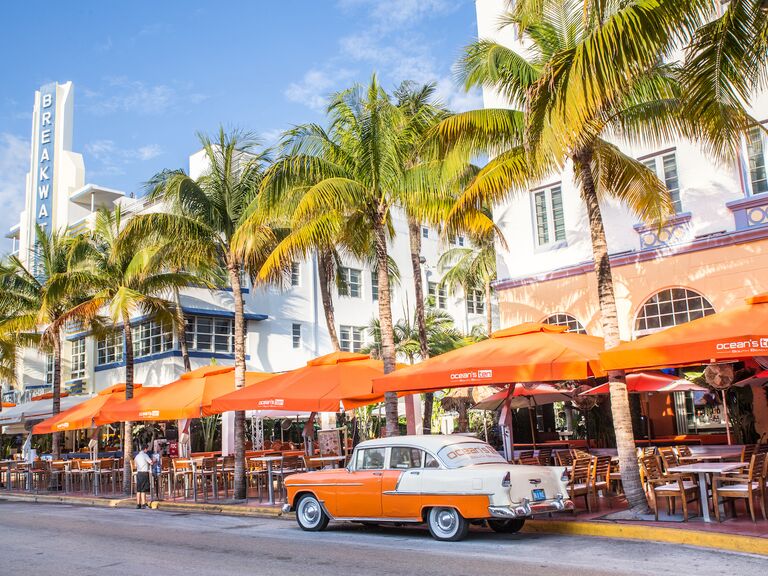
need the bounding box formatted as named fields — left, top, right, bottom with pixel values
left=1, top=460, right=14, bottom=491
left=679, top=454, right=727, bottom=463
left=80, top=460, right=103, bottom=496
left=250, top=456, right=282, bottom=505
left=667, top=462, right=747, bottom=522
left=309, top=455, right=346, bottom=469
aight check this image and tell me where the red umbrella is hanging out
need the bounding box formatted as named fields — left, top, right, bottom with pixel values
left=580, top=372, right=708, bottom=395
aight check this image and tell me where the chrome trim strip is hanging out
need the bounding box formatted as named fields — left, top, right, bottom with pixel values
left=336, top=516, right=421, bottom=523
left=288, top=482, right=364, bottom=487
left=382, top=491, right=493, bottom=496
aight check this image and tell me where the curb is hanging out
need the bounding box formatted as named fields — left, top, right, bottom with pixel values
left=0, top=493, right=285, bottom=519
left=523, top=519, right=768, bottom=556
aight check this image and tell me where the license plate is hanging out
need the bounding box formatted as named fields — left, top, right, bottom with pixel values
left=531, top=488, right=546, bottom=501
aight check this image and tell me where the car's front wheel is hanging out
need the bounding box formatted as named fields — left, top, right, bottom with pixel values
left=487, top=518, right=526, bottom=534
left=427, top=507, right=469, bottom=541
left=295, top=494, right=329, bottom=532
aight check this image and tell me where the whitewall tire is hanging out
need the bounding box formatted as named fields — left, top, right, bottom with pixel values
left=427, top=507, right=469, bottom=541
left=296, top=494, right=329, bottom=532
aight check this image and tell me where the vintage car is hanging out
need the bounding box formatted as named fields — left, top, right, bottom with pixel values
left=283, top=434, right=573, bottom=541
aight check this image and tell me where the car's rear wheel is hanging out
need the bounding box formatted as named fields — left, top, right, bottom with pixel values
left=296, top=494, right=329, bottom=532
left=487, top=518, right=526, bottom=534
left=427, top=507, right=469, bottom=541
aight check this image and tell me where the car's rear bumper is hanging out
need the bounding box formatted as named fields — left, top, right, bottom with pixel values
left=488, top=496, right=573, bottom=518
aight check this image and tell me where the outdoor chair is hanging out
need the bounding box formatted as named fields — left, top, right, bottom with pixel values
left=95, top=458, right=117, bottom=494
left=568, top=457, right=593, bottom=512
left=641, top=455, right=699, bottom=522
left=273, top=455, right=303, bottom=502
left=591, top=456, right=612, bottom=507
left=676, top=445, right=699, bottom=464
left=152, top=457, right=173, bottom=500
left=642, top=446, right=657, bottom=459
left=302, top=454, right=323, bottom=471
left=172, top=458, right=194, bottom=499
left=712, top=452, right=767, bottom=523
left=555, top=450, right=573, bottom=467
left=608, top=459, right=623, bottom=494
left=48, top=460, right=67, bottom=492
left=517, top=450, right=535, bottom=463
left=220, top=456, right=235, bottom=498
left=571, top=448, right=590, bottom=459
left=198, top=457, right=219, bottom=502
left=517, top=454, right=541, bottom=465
left=537, top=448, right=553, bottom=466
left=741, top=444, right=757, bottom=465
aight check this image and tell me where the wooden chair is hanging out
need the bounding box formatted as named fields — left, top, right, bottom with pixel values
left=220, top=455, right=235, bottom=498
left=591, top=456, right=612, bottom=507
left=608, top=458, right=623, bottom=494
left=96, top=459, right=117, bottom=494
left=198, top=457, right=220, bottom=502
left=571, top=448, right=590, bottom=460
left=517, top=450, right=535, bottom=462
left=517, top=454, right=541, bottom=465
left=273, top=455, right=303, bottom=502
left=246, top=459, right=267, bottom=501
left=712, top=452, right=766, bottom=523
left=537, top=448, right=553, bottom=466
left=172, top=458, right=194, bottom=499
left=568, top=457, right=593, bottom=512
left=555, top=450, right=573, bottom=467
left=741, top=444, right=757, bottom=465
left=302, top=454, right=323, bottom=471
left=641, top=455, right=699, bottom=522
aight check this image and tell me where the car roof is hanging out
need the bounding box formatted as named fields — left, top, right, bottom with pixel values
left=355, top=434, right=485, bottom=453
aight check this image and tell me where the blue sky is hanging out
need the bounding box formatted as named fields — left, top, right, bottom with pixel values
left=0, top=0, right=481, bottom=245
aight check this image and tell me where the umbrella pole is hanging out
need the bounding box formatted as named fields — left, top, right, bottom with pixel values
left=528, top=407, right=537, bottom=449
left=721, top=389, right=732, bottom=445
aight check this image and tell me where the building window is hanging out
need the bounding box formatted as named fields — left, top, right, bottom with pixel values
left=466, top=289, right=485, bottom=315
left=634, top=288, right=715, bottom=336
left=339, top=267, right=362, bottom=298
left=185, top=315, right=235, bottom=354
left=292, top=323, right=301, bottom=349
left=421, top=226, right=429, bottom=239
left=45, top=354, right=54, bottom=386
left=427, top=281, right=446, bottom=309
left=290, top=262, right=301, bottom=287
left=745, top=125, right=768, bottom=195
left=132, top=318, right=173, bottom=358
left=371, top=271, right=378, bottom=301
left=543, top=313, right=587, bottom=334
left=532, top=185, right=565, bottom=247
left=642, top=152, right=682, bottom=212
left=339, top=325, right=365, bottom=353
left=71, top=338, right=86, bottom=379
left=97, top=331, right=124, bottom=366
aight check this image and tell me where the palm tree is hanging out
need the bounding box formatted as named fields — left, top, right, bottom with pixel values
left=76, top=207, right=200, bottom=493
left=131, top=129, right=276, bottom=499
left=252, top=77, right=435, bottom=436
left=438, top=218, right=498, bottom=338
left=0, top=227, right=88, bottom=458
left=430, top=0, right=734, bottom=511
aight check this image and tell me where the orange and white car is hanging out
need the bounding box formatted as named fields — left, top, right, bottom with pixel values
left=283, top=435, right=573, bottom=541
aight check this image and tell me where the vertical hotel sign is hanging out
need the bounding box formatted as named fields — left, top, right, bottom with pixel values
left=35, top=83, right=56, bottom=233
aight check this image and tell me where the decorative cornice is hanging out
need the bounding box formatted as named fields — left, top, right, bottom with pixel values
left=494, top=224, right=768, bottom=290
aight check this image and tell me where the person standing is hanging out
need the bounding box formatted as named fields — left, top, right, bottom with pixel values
left=134, top=444, right=152, bottom=509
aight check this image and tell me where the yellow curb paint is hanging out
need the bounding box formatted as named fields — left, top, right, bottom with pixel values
left=523, top=520, right=768, bottom=556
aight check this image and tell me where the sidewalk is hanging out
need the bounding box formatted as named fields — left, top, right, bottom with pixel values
left=2, top=490, right=766, bottom=556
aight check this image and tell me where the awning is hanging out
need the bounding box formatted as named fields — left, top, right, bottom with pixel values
left=0, top=394, right=93, bottom=428
left=580, top=371, right=708, bottom=395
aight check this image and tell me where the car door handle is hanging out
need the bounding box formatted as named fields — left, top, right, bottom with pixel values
left=372, top=472, right=382, bottom=476
left=409, top=471, right=420, bottom=475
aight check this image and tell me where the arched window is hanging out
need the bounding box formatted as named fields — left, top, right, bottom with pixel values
left=634, top=288, right=714, bottom=336
left=543, top=313, right=587, bottom=334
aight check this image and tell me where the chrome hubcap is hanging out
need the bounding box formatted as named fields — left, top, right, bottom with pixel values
left=300, top=500, right=320, bottom=526
left=436, top=510, right=457, bottom=533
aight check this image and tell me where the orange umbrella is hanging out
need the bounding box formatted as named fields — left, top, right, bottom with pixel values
left=600, top=293, right=768, bottom=371
left=372, top=323, right=605, bottom=395
left=101, top=365, right=274, bottom=421
left=210, top=351, right=387, bottom=413
left=32, top=384, right=150, bottom=434
left=580, top=372, right=708, bottom=395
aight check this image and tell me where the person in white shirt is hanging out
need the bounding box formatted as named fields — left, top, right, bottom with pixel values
left=134, top=444, right=152, bottom=509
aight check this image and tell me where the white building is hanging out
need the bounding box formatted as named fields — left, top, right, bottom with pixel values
left=3, top=82, right=493, bottom=403
left=476, top=0, right=768, bottom=438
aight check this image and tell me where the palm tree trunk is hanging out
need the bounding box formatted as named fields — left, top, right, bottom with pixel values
left=407, top=218, right=432, bottom=433
left=51, top=331, right=62, bottom=460
left=317, top=251, right=340, bottom=351
left=484, top=279, right=493, bottom=337
left=576, top=149, right=647, bottom=512
left=122, top=313, right=135, bottom=495
left=374, top=214, right=399, bottom=437
left=173, top=287, right=191, bottom=372
left=228, top=262, right=247, bottom=500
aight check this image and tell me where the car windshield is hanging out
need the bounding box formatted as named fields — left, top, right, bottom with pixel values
left=437, top=442, right=506, bottom=469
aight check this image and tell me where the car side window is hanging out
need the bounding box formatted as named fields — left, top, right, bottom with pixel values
left=356, top=447, right=386, bottom=470
left=424, top=453, right=440, bottom=469
left=390, top=447, right=423, bottom=469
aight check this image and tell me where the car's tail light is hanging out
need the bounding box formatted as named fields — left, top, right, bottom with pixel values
left=502, top=471, right=511, bottom=487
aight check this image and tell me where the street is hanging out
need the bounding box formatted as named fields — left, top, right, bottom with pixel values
left=0, top=501, right=764, bottom=575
